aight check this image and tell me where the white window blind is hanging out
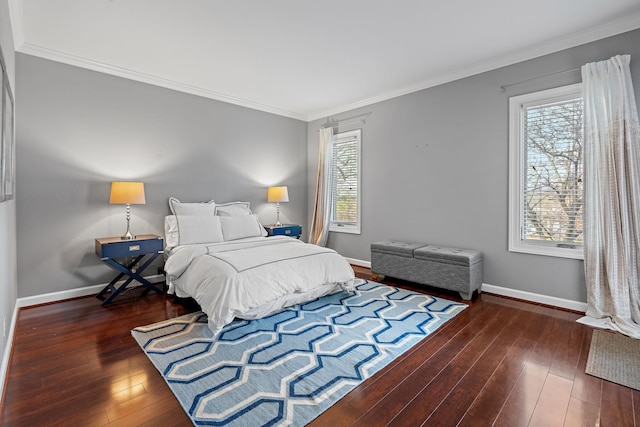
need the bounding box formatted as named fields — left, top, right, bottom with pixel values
left=508, top=83, right=583, bottom=259
left=330, top=129, right=361, bottom=234
left=524, top=98, right=583, bottom=246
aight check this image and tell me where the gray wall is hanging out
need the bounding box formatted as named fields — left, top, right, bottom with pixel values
left=16, top=54, right=308, bottom=298
left=13, top=26, right=640, bottom=305
left=0, top=0, right=17, bottom=394
left=308, top=29, right=640, bottom=303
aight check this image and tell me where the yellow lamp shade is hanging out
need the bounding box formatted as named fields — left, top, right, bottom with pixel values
left=267, top=186, right=289, bottom=203
left=110, top=182, right=146, bottom=205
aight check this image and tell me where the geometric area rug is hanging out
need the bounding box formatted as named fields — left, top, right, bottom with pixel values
left=586, top=329, right=640, bottom=391
left=132, top=280, right=467, bottom=426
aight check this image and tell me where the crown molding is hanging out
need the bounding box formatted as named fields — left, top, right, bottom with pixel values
left=16, top=42, right=308, bottom=121
left=306, top=12, right=640, bottom=121
left=9, top=5, right=640, bottom=123
left=7, top=0, right=23, bottom=49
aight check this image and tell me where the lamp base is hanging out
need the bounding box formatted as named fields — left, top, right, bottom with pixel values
left=121, top=211, right=135, bottom=240
left=274, top=202, right=283, bottom=227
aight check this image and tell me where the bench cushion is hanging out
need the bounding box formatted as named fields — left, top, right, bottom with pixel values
left=371, top=240, right=425, bottom=258
left=414, top=245, right=482, bottom=267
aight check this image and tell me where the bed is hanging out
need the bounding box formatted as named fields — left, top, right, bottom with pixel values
left=163, top=198, right=356, bottom=334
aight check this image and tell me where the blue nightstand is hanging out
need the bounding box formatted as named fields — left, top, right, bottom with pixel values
left=264, top=224, right=302, bottom=239
left=95, top=234, right=164, bottom=305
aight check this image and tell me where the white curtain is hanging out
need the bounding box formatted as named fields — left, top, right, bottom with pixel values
left=309, top=127, right=334, bottom=246
left=581, top=55, right=640, bottom=338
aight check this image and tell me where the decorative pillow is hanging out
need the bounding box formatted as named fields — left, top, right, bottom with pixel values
left=220, top=214, right=267, bottom=241
left=214, top=201, right=251, bottom=216
left=164, top=215, right=224, bottom=246
left=168, top=197, right=216, bottom=216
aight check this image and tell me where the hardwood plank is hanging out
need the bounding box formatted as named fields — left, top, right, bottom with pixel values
left=493, top=363, right=548, bottom=427
left=105, top=379, right=175, bottom=422
left=49, top=410, right=110, bottom=427
left=634, top=390, right=640, bottom=427
left=548, top=316, right=585, bottom=381
left=310, top=303, right=495, bottom=427
left=374, top=305, right=509, bottom=426
left=456, top=335, right=536, bottom=426
left=424, top=307, right=540, bottom=426
left=570, top=328, right=603, bottom=407
left=528, top=373, right=573, bottom=427
left=102, top=395, right=185, bottom=427
left=492, top=313, right=567, bottom=427
left=2, top=362, right=157, bottom=421
left=136, top=409, right=193, bottom=427
left=382, top=306, right=517, bottom=426
left=564, top=397, right=601, bottom=427
left=599, top=380, right=635, bottom=427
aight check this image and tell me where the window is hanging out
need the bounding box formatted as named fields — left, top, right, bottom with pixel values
left=330, top=129, right=361, bottom=234
left=508, top=83, right=584, bottom=259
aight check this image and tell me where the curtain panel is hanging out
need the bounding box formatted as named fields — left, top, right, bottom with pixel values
left=309, top=127, right=334, bottom=246
left=581, top=54, right=640, bottom=338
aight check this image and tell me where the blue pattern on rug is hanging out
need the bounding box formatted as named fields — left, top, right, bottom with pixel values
left=132, top=280, right=467, bottom=426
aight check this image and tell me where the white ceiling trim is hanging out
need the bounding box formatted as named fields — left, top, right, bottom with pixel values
left=9, top=0, right=640, bottom=123
left=7, top=0, right=23, bottom=48
left=16, top=42, right=308, bottom=121
left=308, top=12, right=640, bottom=121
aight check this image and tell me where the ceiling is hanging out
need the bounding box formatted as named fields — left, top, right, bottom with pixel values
left=8, top=0, right=640, bottom=121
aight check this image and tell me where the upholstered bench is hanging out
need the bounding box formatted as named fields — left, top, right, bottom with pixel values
left=371, top=240, right=483, bottom=300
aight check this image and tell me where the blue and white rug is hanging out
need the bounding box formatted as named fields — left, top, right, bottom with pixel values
left=132, top=280, right=467, bottom=426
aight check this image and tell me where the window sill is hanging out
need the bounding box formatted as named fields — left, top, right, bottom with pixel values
left=329, top=225, right=361, bottom=235
left=508, top=242, right=584, bottom=260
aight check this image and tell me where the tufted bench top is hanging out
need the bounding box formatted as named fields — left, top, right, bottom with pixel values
left=371, top=240, right=482, bottom=267
left=414, top=245, right=482, bottom=267
left=370, top=240, right=425, bottom=257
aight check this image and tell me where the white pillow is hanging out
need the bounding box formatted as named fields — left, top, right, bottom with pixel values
left=220, top=214, right=267, bottom=241
left=214, top=201, right=251, bottom=216
left=169, top=197, right=216, bottom=216
left=165, top=215, right=224, bottom=246
left=164, top=215, right=180, bottom=248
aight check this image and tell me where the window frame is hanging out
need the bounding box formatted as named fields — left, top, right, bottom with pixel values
left=329, top=129, right=362, bottom=235
left=508, top=83, right=584, bottom=260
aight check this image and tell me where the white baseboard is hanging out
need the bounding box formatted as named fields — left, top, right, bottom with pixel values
left=16, top=274, right=165, bottom=308
left=481, top=283, right=587, bottom=313
left=345, top=257, right=371, bottom=268
left=346, top=257, right=586, bottom=313
left=0, top=302, right=18, bottom=405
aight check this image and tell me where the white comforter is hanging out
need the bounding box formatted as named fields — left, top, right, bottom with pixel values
left=165, top=236, right=356, bottom=333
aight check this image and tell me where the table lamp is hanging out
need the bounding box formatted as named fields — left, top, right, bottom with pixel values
left=267, top=186, right=289, bottom=227
left=110, top=181, right=146, bottom=240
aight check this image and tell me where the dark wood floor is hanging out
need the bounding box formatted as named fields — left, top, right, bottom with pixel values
left=1, top=267, right=638, bottom=426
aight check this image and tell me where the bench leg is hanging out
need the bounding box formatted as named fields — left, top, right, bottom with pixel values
left=371, top=273, right=384, bottom=282
left=459, top=291, right=473, bottom=301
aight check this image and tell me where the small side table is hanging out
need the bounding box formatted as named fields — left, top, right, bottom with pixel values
left=264, top=224, right=302, bottom=239
left=95, top=234, right=164, bottom=305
